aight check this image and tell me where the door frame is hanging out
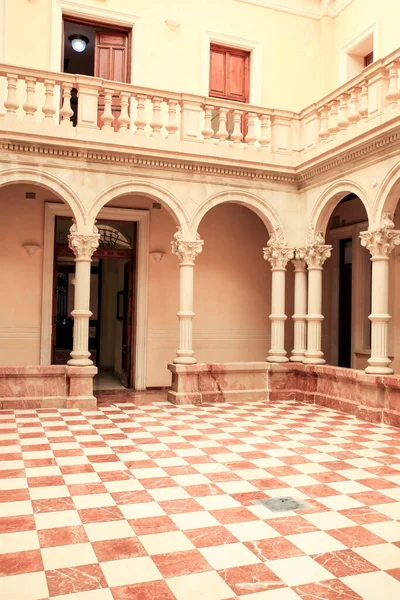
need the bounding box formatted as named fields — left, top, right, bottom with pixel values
left=41, top=203, right=150, bottom=391
left=328, top=220, right=369, bottom=368
left=50, top=0, right=143, bottom=85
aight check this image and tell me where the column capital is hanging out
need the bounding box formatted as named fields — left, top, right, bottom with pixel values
left=300, top=232, right=332, bottom=269
left=263, top=236, right=294, bottom=270
left=171, top=227, right=204, bottom=264
left=360, top=214, right=400, bottom=259
left=292, top=249, right=307, bottom=272
left=68, top=222, right=100, bottom=260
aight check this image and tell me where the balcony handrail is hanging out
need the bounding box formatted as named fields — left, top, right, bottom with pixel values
left=300, top=47, right=400, bottom=118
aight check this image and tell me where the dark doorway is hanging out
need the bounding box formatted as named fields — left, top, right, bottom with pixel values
left=52, top=218, right=137, bottom=389
left=62, top=18, right=130, bottom=128
left=338, top=238, right=352, bottom=367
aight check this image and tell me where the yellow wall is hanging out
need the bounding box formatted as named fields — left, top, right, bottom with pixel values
left=5, top=0, right=396, bottom=113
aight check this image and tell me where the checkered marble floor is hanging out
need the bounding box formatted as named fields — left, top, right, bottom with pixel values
left=1, top=399, right=400, bottom=600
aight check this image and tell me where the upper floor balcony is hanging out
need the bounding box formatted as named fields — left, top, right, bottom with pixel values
left=1, top=47, right=400, bottom=175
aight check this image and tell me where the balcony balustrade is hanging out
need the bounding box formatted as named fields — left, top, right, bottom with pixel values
left=0, top=48, right=399, bottom=165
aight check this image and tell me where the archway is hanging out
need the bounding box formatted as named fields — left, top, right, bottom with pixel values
left=193, top=198, right=293, bottom=364
left=82, top=184, right=187, bottom=391
left=317, top=191, right=370, bottom=368
left=0, top=180, right=76, bottom=368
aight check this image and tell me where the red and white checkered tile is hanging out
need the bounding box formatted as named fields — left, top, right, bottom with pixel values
left=1, top=399, right=400, bottom=599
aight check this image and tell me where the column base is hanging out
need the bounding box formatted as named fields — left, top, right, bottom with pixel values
left=67, top=358, right=94, bottom=366
left=173, top=356, right=198, bottom=365
left=267, top=356, right=289, bottom=363
left=303, top=356, right=326, bottom=365
left=365, top=365, right=394, bottom=375
left=289, top=354, right=305, bottom=362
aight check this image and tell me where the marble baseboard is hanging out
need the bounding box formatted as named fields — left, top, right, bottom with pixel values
left=0, top=365, right=98, bottom=409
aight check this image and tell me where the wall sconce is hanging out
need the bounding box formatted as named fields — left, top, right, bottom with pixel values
left=150, top=251, right=165, bottom=262
left=69, top=34, right=89, bottom=53
left=165, top=18, right=180, bottom=31
left=22, top=244, right=41, bottom=256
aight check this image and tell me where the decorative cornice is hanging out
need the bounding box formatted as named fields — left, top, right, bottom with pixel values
left=1, top=122, right=400, bottom=188
left=299, top=232, right=332, bottom=268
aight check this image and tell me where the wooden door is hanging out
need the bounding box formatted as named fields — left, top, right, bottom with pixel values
left=94, top=30, right=129, bottom=130
left=209, top=44, right=250, bottom=137
left=121, top=259, right=134, bottom=388
left=210, top=44, right=250, bottom=102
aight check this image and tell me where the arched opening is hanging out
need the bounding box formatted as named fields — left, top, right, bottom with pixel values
left=321, top=193, right=370, bottom=368
left=194, top=202, right=294, bottom=363
left=0, top=182, right=74, bottom=367
left=81, top=191, right=180, bottom=391
left=388, top=186, right=400, bottom=375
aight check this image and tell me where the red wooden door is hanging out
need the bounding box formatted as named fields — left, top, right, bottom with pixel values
left=94, top=30, right=129, bottom=130
left=209, top=44, right=250, bottom=137
left=209, top=44, right=250, bottom=102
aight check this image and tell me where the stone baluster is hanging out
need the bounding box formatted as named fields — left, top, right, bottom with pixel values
left=42, top=79, right=56, bottom=122
left=23, top=76, right=37, bottom=120
left=263, top=234, right=294, bottom=363
left=245, top=111, right=257, bottom=146
left=100, top=88, right=114, bottom=131
left=337, top=93, right=350, bottom=131
left=386, top=62, right=400, bottom=108
left=348, top=87, right=361, bottom=128
left=302, top=233, right=332, bottom=364
left=216, top=107, right=229, bottom=144
left=358, top=81, right=369, bottom=120
left=118, top=91, right=131, bottom=133
left=67, top=222, right=100, bottom=366
left=150, top=96, right=163, bottom=137
left=166, top=99, right=179, bottom=138
left=290, top=251, right=308, bottom=362
left=134, top=94, right=147, bottom=135
left=201, top=104, right=214, bottom=143
left=318, top=106, right=329, bottom=142
left=327, top=100, right=339, bottom=138
left=4, top=74, right=19, bottom=118
left=259, top=114, right=270, bottom=150
left=171, top=228, right=204, bottom=364
left=231, top=109, right=243, bottom=146
left=60, top=83, right=74, bottom=126
left=360, top=214, right=400, bottom=374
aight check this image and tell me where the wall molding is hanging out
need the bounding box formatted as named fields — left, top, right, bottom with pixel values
left=235, top=0, right=356, bottom=20
left=0, top=327, right=40, bottom=339
left=41, top=203, right=149, bottom=391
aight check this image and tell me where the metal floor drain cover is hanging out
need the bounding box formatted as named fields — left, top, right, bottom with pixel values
left=254, top=496, right=306, bottom=512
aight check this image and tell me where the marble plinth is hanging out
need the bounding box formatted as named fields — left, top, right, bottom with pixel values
left=0, top=365, right=97, bottom=409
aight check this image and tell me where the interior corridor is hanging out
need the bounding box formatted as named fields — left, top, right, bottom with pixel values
left=0, top=400, right=400, bottom=599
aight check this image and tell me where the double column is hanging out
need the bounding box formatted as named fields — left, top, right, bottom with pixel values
left=360, top=215, right=400, bottom=374
left=263, top=237, right=294, bottom=362
left=67, top=222, right=100, bottom=366
left=290, top=251, right=308, bottom=362
left=171, top=227, right=204, bottom=364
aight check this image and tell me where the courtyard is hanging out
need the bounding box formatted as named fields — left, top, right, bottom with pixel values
left=1, top=398, right=400, bottom=599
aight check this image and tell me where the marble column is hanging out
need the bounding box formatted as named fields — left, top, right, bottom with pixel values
left=302, top=234, right=332, bottom=365
left=263, top=239, right=294, bottom=363
left=171, top=227, right=204, bottom=364
left=360, top=214, right=400, bottom=374
left=67, top=222, right=100, bottom=366
left=290, top=250, right=308, bottom=362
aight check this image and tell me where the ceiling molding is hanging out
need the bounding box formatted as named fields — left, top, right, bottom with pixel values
left=235, top=0, right=355, bottom=20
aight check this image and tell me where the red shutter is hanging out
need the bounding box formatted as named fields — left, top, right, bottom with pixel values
left=209, top=44, right=249, bottom=103
left=94, top=30, right=129, bottom=131
left=94, top=30, right=129, bottom=82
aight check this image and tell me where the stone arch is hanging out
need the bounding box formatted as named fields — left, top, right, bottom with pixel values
left=87, top=180, right=190, bottom=236
left=373, top=161, right=400, bottom=229
left=308, top=180, right=372, bottom=240
left=0, top=167, right=84, bottom=226
left=191, top=190, right=285, bottom=241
